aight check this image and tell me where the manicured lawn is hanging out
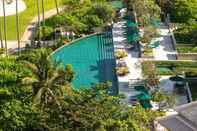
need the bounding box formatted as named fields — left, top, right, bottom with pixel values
left=0, top=0, right=64, bottom=40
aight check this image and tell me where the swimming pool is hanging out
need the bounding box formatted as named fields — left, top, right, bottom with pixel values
left=52, top=33, right=118, bottom=95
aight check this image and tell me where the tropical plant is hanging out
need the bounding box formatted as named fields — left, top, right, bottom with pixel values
left=18, top=48, right=75, bottom=109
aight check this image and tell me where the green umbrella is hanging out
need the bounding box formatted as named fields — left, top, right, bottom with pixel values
left=134, top=86, right=145, bottom=91
left=127, top=34, right=140, bottom=42
left=123, top=15, right=134, bottom=20
left=141, top=101, right=152, bottom=109
left=127, top=21, right=138, bottom=27
left=148, top=41, right=160, bottom=48
left=135, top=92, right=152, bottom=100
left=169, top=75, right=184, bottom=81
left=124, top=30, right=139, bottom=35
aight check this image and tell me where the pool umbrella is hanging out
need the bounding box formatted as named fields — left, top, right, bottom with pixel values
left=134, top=86, right=145, bottom=91
left=169, top=75, right=184, bottom=82
left=124, top=30, right=139, bottom=35
left=127, top=21, right=138, bottom=27
left=123, top=15, right=134, bottom=20
left=135, top=92, right=152, bottom=101
left=127, top=34, right=140, bottom=42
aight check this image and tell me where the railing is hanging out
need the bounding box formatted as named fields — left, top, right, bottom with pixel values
left=185, top=82, right=193, bottom=102
left=165, top=14, right=177, bottom=51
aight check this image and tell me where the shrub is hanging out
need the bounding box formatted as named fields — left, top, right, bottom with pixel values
left=142, top=61, right=197, bottom=76
left=90, top=2, right=114, bottom=23
left=116, top=67, right=129, bottom=76
left=177, top=47, right=197, bottom=53
left=115, top=50, right=128, bottom=59
left=36, top=26, right=54, bottom=40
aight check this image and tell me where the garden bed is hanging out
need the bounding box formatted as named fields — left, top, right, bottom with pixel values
left=142, top=61, right=197, bottom=76
left=177, top=47, right=197, bottom=53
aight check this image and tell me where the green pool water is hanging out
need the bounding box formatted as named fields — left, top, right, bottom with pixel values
left=52, top=33, right=118, bottom=95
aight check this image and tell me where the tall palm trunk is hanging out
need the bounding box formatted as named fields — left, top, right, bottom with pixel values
left=0, top=20, right=3, bottom=48
left=37, top=0, right=41, bottom=47
left=41, top=0, right=45, bottom=46
left=2, top=0, right=7, bottom=55
left=54, top=0, right=59, bottom=14
left=16, top=0, right=20, bottom=54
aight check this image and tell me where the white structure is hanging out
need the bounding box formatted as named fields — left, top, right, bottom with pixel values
left=0, top=0, right=26, bottom=17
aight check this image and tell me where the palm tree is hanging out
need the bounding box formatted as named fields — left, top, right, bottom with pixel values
left=0, top=20, right=3, bottom=48
left=2, top=0, right=7, bottom=55
left=54, top=0, right=59, bottom=14
left=41, top=0, right=45, bottom=46
left=36, top=0, right=41, bottom=47
left=19, top=48, right=74, bottom=109
left=15, top=0, right=20, bottom=54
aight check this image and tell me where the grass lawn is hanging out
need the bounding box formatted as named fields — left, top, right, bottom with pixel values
left=0, top=0, right=64, bottom=40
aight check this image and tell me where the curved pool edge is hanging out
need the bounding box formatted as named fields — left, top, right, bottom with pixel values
left=51, top=33, right=100, bottom=56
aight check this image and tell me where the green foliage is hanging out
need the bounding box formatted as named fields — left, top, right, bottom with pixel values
left=36, top=26, right=54, bottom=40
left=34, top=85, right=163, bottom=130
left=0, top=49, right=163, bottom=130
left=152, top=91, right=176, bottom=108
left=177, top=47, right=197, bottom=53
left=90, top=2, right=114, bottom=22
left=170, top=0, right=197, bottom=23
left=0, top=57, right=31, bottom=85
left=174, top=20, right=197, bottom=45
left=128, top=0, right=161, bottom=18
left=43, top=0, right=114, bottom=37
left=143, top=61, right=197, bottom=76
left=0, top=48, right=5, bottom=55
left=81, top=15, right=104, bottom=32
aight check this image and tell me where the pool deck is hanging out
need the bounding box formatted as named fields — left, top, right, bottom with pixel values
left=112, top=8, right=142, bottom=102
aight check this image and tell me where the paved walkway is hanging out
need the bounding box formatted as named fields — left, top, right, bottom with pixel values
left=153, top=24, right=177, bottom=60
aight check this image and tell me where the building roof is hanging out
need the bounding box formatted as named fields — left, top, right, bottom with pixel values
left=158, top=101, right=197, bottom=131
